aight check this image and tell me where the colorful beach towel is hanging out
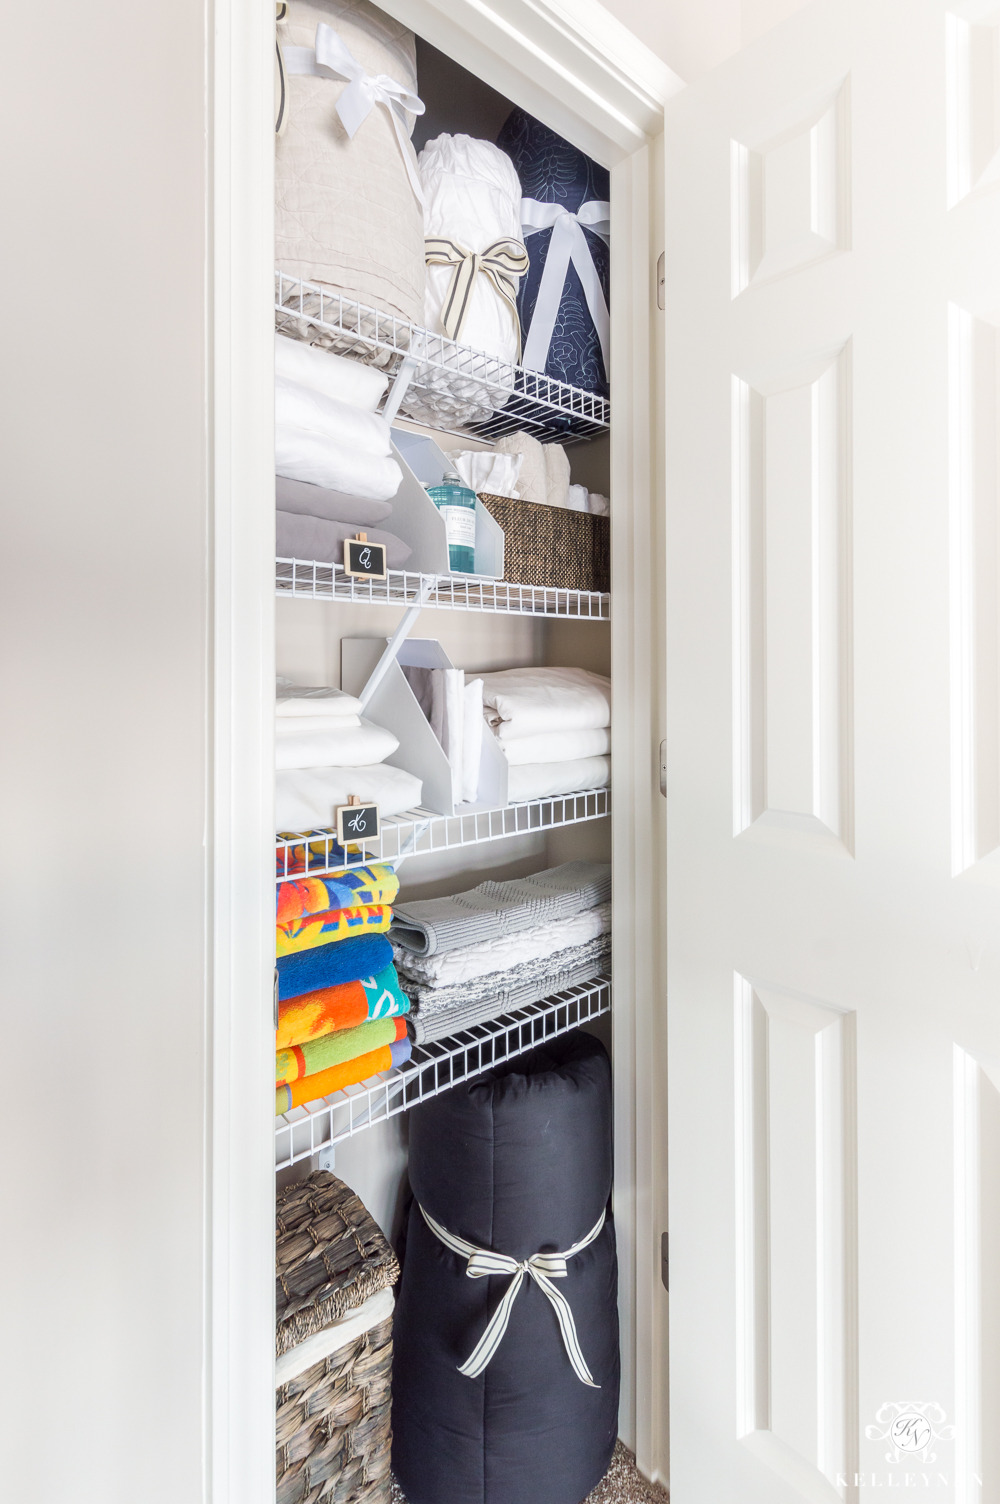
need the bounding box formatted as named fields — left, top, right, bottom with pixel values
left=276, top=903, right=393, bottom=958
left=275, top=1036, right=412, bottom=1115
left=276, top=1015, right=408, bottom=1086
left=276, top=963, right=409, bottom=1050
left=276, top=864, right=399, bottom=925
left=277, top=933, right=394, bottom=1002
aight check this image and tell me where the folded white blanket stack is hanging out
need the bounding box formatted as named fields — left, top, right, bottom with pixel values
left=478, top=665, right=612, bottom=801
left=274, top=676, right=421, bottom=829
left=275, top=333, right=411, bottom=564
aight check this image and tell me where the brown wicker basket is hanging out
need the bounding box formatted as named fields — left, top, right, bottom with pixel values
left=477, top=492, right=609, bottom=593
left=277, top=1171, right=400, bottom=1356
left=276, top=1173, right=399, bottom=1504
left=277, top=1314, right=394, bottom=1504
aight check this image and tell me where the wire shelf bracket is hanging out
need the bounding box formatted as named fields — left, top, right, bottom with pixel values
left=275, top=977, right=611, bottom=1168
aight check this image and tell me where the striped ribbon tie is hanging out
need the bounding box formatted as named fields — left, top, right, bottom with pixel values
left=419, top=1202, right=605, bottom=1387
left=424, top=237, right=530, bottom=358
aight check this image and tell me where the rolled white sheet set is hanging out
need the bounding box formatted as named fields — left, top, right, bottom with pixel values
left=450, top=431, right=608, bottom=515
left=274, top=334, right=413, bottom=568
left=480, top=665, right=611, bottom=802
left=274, top=676, right=423, bottom=832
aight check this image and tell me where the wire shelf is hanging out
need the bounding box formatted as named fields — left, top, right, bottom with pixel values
left=275, top=272, right=610, bottom=444
left=276, top=787, right=610, bottom=883
left=276, top=558, right=610, bottom=620
left=275, top=977, right=611, bottom=1167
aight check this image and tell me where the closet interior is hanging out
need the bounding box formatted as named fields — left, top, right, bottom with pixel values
left=273, top=8, right=619, bottom=1500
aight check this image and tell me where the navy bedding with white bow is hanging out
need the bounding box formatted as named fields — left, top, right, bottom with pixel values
left=496, top=108, right=611, bottom=398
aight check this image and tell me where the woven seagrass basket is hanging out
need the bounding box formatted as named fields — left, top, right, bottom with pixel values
left=477, top=492, right=610, bottom=593
left=277, top=1172, right=399, bottom=1504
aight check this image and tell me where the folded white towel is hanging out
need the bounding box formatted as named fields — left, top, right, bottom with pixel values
left=395, top=901, right=611, bottom=987
left=275, top=763, right=423, bottom=832
left=589, top=492, right=610, bottom=515
left=493, top=432, right=547, bottom=506
left=276, top=713, right=363, bottom=735
left=275, top=425, right=402, bottom=502
left=274, top=718, right=400, bottom=771
left=500, top=727, right=610, bottom=766
left=507, top=755, right=611, bottom=803
left=275, top=376, right=392, bottom=457
left=544, top=443, right=570, bottom=509
left=451, top=449, right=523, bottom=498
left=275, top=333, right=387, bottom=412
left=276, top=476, right=394, bottom=527
left=480, top=666, right=612, bottom=741
left=276, top=681, right=363, bottom=718
left=567, top=484, right=589, bottom=513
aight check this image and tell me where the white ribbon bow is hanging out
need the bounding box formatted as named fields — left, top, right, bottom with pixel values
left=283, top=23, right=425, bottom=204
left=420, top=1202, right=605, bottom=1387
left=424, top=236, right=530, bottom=356
left=519, top=198, right=611, bottom=378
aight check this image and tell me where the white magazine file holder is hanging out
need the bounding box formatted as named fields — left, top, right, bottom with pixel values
left=389, top=427, right=504, bottom=579
left=341, top=636, right=509, bottom=817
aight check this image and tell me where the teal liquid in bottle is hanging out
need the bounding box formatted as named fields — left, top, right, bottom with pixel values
left=427, top=474, right=477, bottom=574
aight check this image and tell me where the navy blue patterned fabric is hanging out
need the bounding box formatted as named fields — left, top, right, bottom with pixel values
left=496, top=108, right=610, bottom=397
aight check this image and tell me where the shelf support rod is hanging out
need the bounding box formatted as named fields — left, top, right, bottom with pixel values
left=358, top=575, right=436, bottom=709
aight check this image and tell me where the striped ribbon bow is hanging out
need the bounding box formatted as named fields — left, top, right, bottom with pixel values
left=424, top=237, right=529, bottom=357
left=419, top=1202, right=605, bottom=1387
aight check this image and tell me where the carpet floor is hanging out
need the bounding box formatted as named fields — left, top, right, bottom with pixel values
left=390, top=1440, right=668, bottom=1504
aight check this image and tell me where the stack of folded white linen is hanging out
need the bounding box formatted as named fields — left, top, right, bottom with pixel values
left=275, top=334, right=413, bottom=568
left=391, top=860, right=611, bottom=1042
left=478, top=665, right=611, bottom=802
left=401, top=665, right=483, bottom=806
left=274, top=676, right=422, bottom=832
left=485, top=431, right=608, bottom=514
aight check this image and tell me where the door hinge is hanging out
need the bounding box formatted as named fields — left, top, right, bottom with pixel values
left=656, top=251, right=665, bottom=311
left=659, top=738, right=667, bottom=798
left=660, top=1231, right=669, bottom=1291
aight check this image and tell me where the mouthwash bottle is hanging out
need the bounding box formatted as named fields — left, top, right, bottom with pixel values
left=427, top=471, right=477, bottom=574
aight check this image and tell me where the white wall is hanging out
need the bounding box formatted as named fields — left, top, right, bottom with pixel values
left=0, top=2, right=210, bottom=1500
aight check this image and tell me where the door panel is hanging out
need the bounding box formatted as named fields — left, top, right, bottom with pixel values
left=664, top=3, right=1000, bottom=1502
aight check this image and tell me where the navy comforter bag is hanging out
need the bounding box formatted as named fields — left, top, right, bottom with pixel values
left=391, top=1030, right=619, bottom=1504
left=495, top=108, right=611, bottom=399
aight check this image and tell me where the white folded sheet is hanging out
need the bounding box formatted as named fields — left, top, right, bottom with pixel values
left=462, top=678, right=484, bottom=802
left=274, top=719, right=399, bottom=771
left=275, top=424, right=402, bottom=502
left=275, top=376, right=391, bottom=457
left=275, top=333, right=388, bottom=412
left=394, top=901, right=611, bottom=987
left=275, top=763, right=423, bottom=832
left=276, top=713, right=362, bottom=735
left=276, top=476, right=394, bottom=527
left=507, top=755, right=611, bottom=803
left=479, top=666, right=612, bottom=741
left=276, top=681, right=363, bottom=718
left=501, top=727, right=610, bottom=766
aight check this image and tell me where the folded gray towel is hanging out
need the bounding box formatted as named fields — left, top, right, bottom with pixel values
left=276, top=510, right=412, bottom=569
left=276, top=475, right=394, bottom=526
left=389, top=859, right=611, bottom=957
left=403, top=934, right=611, bottom=1043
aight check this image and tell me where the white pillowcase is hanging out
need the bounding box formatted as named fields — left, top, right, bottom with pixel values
left=501, top=727, right=610, bottom=766
left=507, top=755, right=611, bottom=803
left=275, top=424, right=402, bottom=502
left=275, top=375, right=391, bottom=456
left=481, top=666, right=612, bottom=741
left=275, top=333, right=388, bottom=411
left=275, top=763, right=423, bottom=832
left=274, top=718, right=400, bottom=771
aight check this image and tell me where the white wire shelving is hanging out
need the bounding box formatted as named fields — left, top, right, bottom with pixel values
left=276, top=558, right=610, bottom=620
left=275, top=272, right=610, bottom=445
left=275, top=976, right=611, bottom=1167
left=276, top=787, right=610, bottom=882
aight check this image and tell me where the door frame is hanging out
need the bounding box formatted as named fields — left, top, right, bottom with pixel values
left=209, top=1, right=680, bottom=1494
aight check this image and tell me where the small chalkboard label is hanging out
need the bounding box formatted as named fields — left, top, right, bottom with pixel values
left=336, top=795, right=380, bottom=845
left=344, top=532, right=387, bottom=581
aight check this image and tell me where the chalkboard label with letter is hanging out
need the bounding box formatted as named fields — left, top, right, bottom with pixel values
left=344, top=532, right=387, bottom=581
left=336, top=796, right=380, bottom=846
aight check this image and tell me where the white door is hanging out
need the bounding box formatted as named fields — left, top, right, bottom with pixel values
left=664, top=3, right=1000, bottom=1502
